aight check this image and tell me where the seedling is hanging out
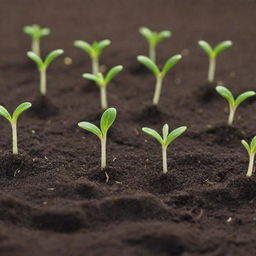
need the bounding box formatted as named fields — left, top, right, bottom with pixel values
left=27, top=49, right=64, bottom=96
left=198, top=40, right=232, bottom=83
left=241, top=137, right=256, bottom=177
left=23, top=24, right=50, bottom=56
left=0, top=102, right=32, bottom=155
left=139, top=27, right=171, bottom=62
left=137, top=55, right=182, bottom=105
left=216, top=86, right=255, bottom=126
left=74, top=40, right=111, bottom=74
left=82, top=66, right=123, bottom=109
left=142, top=124, right=187, bottom=174
left=78, top=108, right=117, bottom=172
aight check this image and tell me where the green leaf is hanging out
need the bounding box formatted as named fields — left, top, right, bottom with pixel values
left=100, top=108, right=117, bottom=137
left=162, top=124, right=169, bottom=141
left=12, top=102, right=32, bottom=122
left=216, top=86, right=235, bottom=107
left=74, top=40, right=93, bottom=55
left=165, top=126, right=187, bottom=147
left=213, top=40, right=232, bottom=57
left=241, top=140, right=251, bottom=154
left=41, top=28, right=50, bottom=37
left=250, top=136, right=256, bottom=153
left=27, top=51, right=44, bottom=69
left=198, top=40, right=213, bottom=57
left=78, top=122, right=102, bottom=140
left=44, top=49, right=64, bottom=68
left=235, top=91, right=256, bottom=106
left=95, top=39, right=111, bottom=54
left=23, top=24, right=50, bottom=39
left=161, top=55, right=182, bottom=76
left=23, top=26, right=34, bottom=36
left=137, top=55, right=160, bottom=76
left=0, top=105, right=12, bottom=122
left=82, top=73, right=100, bottom=84
left=142, top=127, right=163, bottom=145
left=139, top=27, right=153, bottom=41
left=156, top=30, right=171, bottom=44
left=105, top=65, right=123, bottom=85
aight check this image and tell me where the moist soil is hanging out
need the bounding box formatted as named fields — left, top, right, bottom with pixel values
left=0, top=0, right=256, bottom=255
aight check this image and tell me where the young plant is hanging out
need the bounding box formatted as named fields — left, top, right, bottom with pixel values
left=142, top=124, right=187, bottom=174
left=137, top=55, right=182, bottom=105
left=216, top=86, right=255, bottom=126
left=198, top=40, right=232, bottom=83
left=23, top=24, right=50, bottom=56
left=241, top=137, right=256, bottom=177
left=74, top=40, right=111, bottom=74
left=78, top=107, right=117, bottom=172
left=0, top=102, right=32, bottom=155
left=139, top=27, right=171, bottom=62
left=82, top=65, right=123, bottom=109
left=27, top=49, right=64, bottom=96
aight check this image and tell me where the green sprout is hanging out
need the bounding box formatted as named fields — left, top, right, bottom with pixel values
left=78, top=107, right=117, bottom=171
left=216, top=86, right=255, bottom=126
left=82, top=65, right=123, bottom=110
left=27, top=49, right=64, bottom=96
left=23, top=24, right=50, bottom=56
left=139, top=27, right=171, bottom=62
left=0, top=102, right=32, bottom=155
left=198, top=40, right=232, bottom=83
left=74, top=40, right=111, bottom=75
left=137, top=55, right=182, bottom=105
left=241, top=137, right=256, bottom=177
left=142, top=124, right=187, bottom=174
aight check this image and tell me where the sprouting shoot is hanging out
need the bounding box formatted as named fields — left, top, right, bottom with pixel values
left=142, top=124, right=187, bottom=174
left=23, top=24, right=50, bottom=56
left=74, top=39, right=111, bottom=74
left=216, top=86, right=255, bottom=126
left=137, top=55, right=182, bottom=105
left=198, top=40, right=232, bottom=83
left=27, top=49, right=64, bottom=96
left=82, top=65, right=123, bottom=109
left=139, top=27, right=171, bottom=62
left=0, top=102, right=32, bottom=155
left=78, top=107, right=117, bottom=173
left=241, top=136, right=256, bottom=177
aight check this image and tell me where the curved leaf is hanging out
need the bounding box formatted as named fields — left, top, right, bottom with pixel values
left=44, top=49, right=64, bottom=68
left=213, top=40, right=232, bottom=57
left=74, top=40, right=93, bottom=55
left=23, top=25, right=34, bottom=36
left=137, top=55, right=160, bottom=76
left=0, top=105, right=11, bottom=122
left=142, top=127, right=163, bottom=145
left=139, top=27, right=153, bottom=41
left=100, top=108, right=117, bottom=137
left=216, top=86, right=235, bottom=107
left=41, top=27, right=50, bottom=37
left=162, top=55, right=182, bottom=76
left=95, top=39, right=111, bottom=55
left=235, top=91, right=256, bottom=107
left=162, top=124, right=169, bottom=141
left=156, top=30, right=171, bottom=44
left=105, top=65, right=123, bottom=85
left=82, top=73, right=100, bottom=84
left=250, top=136, right=256, bottom=154
left=241, top=140, right=251, bottom=154
left=27, top=51, right=44, bottom=69
left=12, top=102, right=32, bottom=122
left=78, top=122, right=102, bottom=140
left=198, top=40, right=213, bottom=57
left=165, top=126, right=187, bottom=147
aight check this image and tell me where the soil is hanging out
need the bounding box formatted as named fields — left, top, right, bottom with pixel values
left=0, top=0, right=255, bottom=255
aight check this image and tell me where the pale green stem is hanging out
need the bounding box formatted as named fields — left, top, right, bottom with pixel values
left=11, top=122, right=18, bottom=155
left=92, top=56, right=99, bottom=75
left=149, top=43, right=156, bottom=62
left=101, top=137, right=107, bottom=170
left=100, top=86, right=108, bottom=110
left=40, top=68, right=46, bottom=96
left=162, top=146, right=168, bottom=174
left=208, top=57, right=216, bottom=83
left=246, top=153, right=255, bottom=177
left=153, top=76, right=163, bottom=105
left=228, top=107, right=236, bottom=126
left=32, top=38, right=40, bottom=56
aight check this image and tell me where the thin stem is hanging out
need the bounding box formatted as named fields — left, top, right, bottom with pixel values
left=153, top=76, right=163, bottom=105
left=149, top=43, right=156, bottom=62
left=40, top=68, right=46, bottom=96
left=162, top=146, right=168, bottom=174
left=92, top=56, right=99, bottom=75
left=32, top=38, right=40, bottom=56
left=100, top=86, right=108, bottom=110
left=246, top=153, right=255, bottom=177
left=11, top=122, right=18, bottom=155
left=101, top=137, right=107, bottom=170
left=208, top=57, right=216, bottom=83
left=228, top=107, right=236, bottom=126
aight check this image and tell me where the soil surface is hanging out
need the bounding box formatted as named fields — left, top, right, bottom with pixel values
left=0, top=0, right=256, bottom=255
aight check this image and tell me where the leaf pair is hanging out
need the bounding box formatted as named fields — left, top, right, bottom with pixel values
left=23, top=24, right=50, bottom=39
left=27, top=49, right=64, bottom=70
left=78, top=108, right=117, bottom=140
left=198, top=40, right=232, bottom=59
left=0, top=102, right=32, bottom=124
left=242, top=137, right=256, bottom=155
left=83, top=65, right=123, bottom=87
left=139, top=27, right=171, bottom=46
left=137, top=55, right=182, bottom=78
left=74, top=40, right=111, bottom=58
left=142, top=124, right=187, bottom=148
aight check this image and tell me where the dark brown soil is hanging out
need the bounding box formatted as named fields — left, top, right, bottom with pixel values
left=0, top=0, right=256, bottom=255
